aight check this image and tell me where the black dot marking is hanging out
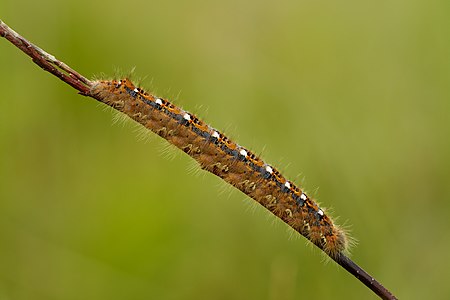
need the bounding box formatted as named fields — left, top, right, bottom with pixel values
left=262, top=170, right=271, bottom=179
left=275, top=181, right=283, bottom=189
left=238, top=154, right=246, bottom=162
left=125, top=87, right=138, bottom=98
left=201, top=131, right=211, bottom=139
left=174, top=114, right=183, bottom=122
left=191, top=126, right=203, bottom=136
left=295, top=196, right=305, bottom=207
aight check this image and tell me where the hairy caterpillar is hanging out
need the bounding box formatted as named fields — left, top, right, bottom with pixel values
left=0, top=19, right=398, bottom=299
left=90, top=78, right=349, bottom=258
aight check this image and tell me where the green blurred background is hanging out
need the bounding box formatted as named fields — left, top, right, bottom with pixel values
left=1, top=0, right=449, bottom=299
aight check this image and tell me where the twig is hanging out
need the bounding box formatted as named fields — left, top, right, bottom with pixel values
left=0, top=20, right=92, bottom=95
left=0, top=19, right=397, bottom=300
left=335, top=253, right=397, bottom=299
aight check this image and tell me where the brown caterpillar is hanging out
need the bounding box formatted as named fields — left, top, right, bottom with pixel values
left=90, top=78, right=349, bottom=258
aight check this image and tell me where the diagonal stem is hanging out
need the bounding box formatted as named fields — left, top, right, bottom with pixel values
left=334, top=253, right=397, bottom=300
left=0, top=19, right=92, bottom=95
left=0, top=19, right=397, bottom=300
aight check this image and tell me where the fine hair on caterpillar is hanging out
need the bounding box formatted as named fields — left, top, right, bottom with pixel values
left=91, top=78, right=349, bottom=258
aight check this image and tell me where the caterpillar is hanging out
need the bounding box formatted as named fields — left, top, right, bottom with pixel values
left=90, top=78, right=349, bottom=258
left=0, top=19, right=398, bottom=299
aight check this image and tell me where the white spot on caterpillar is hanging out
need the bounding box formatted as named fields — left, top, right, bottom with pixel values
left=318, top=209, right=324, bottom=216
left=183, top=113, right=191, bottom=121
left=155, top=98, right=163, bottom=105
left=265, top=166, right=273, bottom=174
left=133, top=88, right=139, bottom=93
left=239, top=149, right=248, bottom=157
left=300, top=193, right=307, bottom=201
left=284, top=181, right=291, bottom=189
left=212, top=131, right=220, bottom=138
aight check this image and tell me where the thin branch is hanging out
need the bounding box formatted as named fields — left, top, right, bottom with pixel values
left=0, top=20, right=92, bottom=95
left=0, top=19, right=397, bottom=300
left=335, top=253, right=397, bottom=300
